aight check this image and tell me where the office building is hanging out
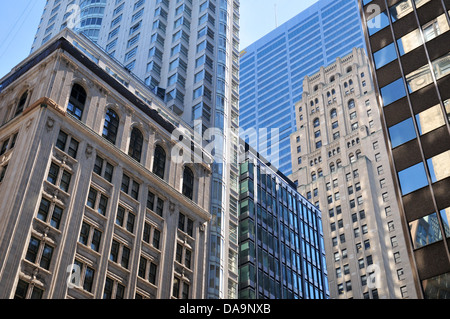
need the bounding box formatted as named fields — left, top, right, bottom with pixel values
left=358, top=0, right=450, bottom=298
left=31, top=0, right=241, bottom=298
left=239, top=0, right=366, bottom=176
left=0, top=29, right=213, bottom=299
left=289, top=47, right=418, bottom=299
left=238, top=143, right=329, bottom=299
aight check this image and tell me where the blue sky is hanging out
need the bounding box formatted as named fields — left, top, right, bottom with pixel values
left=0, top=0, right=318, bottom=79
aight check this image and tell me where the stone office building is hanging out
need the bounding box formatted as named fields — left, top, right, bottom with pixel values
left=289, top=48, right=417, bottom=299
left=0, top=29, right=213, bottom=299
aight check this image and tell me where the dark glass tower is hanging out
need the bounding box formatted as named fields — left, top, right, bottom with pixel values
left=359, top=0, right=450, bottom=299
left=238, top=143, right=329, bottom=299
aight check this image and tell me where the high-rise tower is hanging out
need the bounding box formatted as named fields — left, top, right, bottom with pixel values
left=239, top=0, right=366, bottom=177
left=31, top=0, right=241, bottom=298
left=358, top=0, right=450, bottom=299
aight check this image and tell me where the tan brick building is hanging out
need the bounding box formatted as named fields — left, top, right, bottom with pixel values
left=0, top=29, right=212, bottom=299
left=289, top=48, right=418, bottom=299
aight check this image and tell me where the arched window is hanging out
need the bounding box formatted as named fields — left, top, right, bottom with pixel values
left=349, top=79, right=353, bottom=86
left=327, top=91, right=331, bottom=97
left=344, top=82, right=348, bottom=88
left=313, top=118, right=320, bottom=128
left=103, top=109, right=120, bottom=144
left=336, top=159, right=342, bottom=168
left=349, top=153, right=356, bottom=163
left=153, top=145, right=166, bottom=179
left=182, top=167, right=194, bottom=200
left=128, top=127, right=143, bottom=162
left=311, top=172, right=317, bottom=181
left=15, top=91, right=28, bottom=117
left=332, top=89, right=336, bottom=95
left=330, top=75, right=335, bottom=82
left=330, top=163, right=336, bottom=173
left=330, top=109, right=337, bottom=119
left=348, top=99, right=355, bottom=109
left=67, top=84, right=87, bottom=120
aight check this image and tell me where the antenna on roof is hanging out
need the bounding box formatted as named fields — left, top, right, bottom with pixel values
left=274, top=4, right=278, bottom=28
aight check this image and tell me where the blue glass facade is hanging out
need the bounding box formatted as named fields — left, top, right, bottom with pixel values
left=238, top=146, right=329, bottom=299
left=239, top=0, right=366, bottom=176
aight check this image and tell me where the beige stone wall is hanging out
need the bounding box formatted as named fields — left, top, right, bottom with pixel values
left=0, top=43, right=212, bottom=299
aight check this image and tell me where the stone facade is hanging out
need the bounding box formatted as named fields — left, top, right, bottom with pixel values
left=0, top=30, right=212, bottom=299
left=289, top=48, right=417, bottom=299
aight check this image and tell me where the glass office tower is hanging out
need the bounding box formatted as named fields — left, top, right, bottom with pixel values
left=359, top=0, right=450, bottom=298
left=239, top=0, right=366, bottom=176
left=31, top=0, right=241, bottom=299
left=238, top=143, right=329, bottom=299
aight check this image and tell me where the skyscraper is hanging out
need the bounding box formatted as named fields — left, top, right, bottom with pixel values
left=0, top=29, right=213, bottom=299
left=290, top=47, right=418, bottom=299
left=358, top=0, right=450, bottom=298
left=31, top=0, right=241, bottom=298
left=238, top=143, right=329, bottom=299
left=239, top=0, right=366, bottom=176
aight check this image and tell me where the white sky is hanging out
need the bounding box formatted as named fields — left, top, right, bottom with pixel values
left=240, top=0, right=319, bottom=49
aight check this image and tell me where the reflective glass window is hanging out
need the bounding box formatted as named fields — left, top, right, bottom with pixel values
left=398, top=162, right=429, bottom=195
left=422, top=13, right=450, bottom=42
left=397, top=29, right=423, bottom=56
left=373, top=43, right=397, bottom=69
left=380, top=78, right=406, bottom=106
left=405, top=64, right=433, bottom=93
left=390, top=0, right=413, bottom=22
left=426, top=150, right=450, bottom=183
left=439, top=207, right=450, bottom=238
left=432, top=52, right=450, bottom=81
left=367, top=11, right=390, bottom=36
left=388, top=118, right=416, bottom=148
left=409, top=212, right=442, bottom=249
left=415, top=104, right=445, bottom=135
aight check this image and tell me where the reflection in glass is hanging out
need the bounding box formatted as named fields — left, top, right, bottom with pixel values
left=373, top=43, right=397, bottom=69
left=422, top=273, right=450, bottom=299
left=432, top=52, right=450, bottom=80
left=415, top=104, right=445, bottom=135
left=367, top=11, right=390, bottom=36
left=422, top=14, right=450, bottom=42
left=388, top=118, right=416, bottom=148
left=398, top=162, right=429, bottom=195
left=426, top=150, right=450, bottom=183
left=390, top=0, right=413, bottom=22
left=445, top=99, right=450, bottom=122
left=380, top=78, right=407, bottom=106
left=405, top=64, right=433, bottom=93
left=439, top=207, right=450, bottom=238
left=409, top=213, right=442, bottom=249
left=414, top=0, right=431, bottom=8
left=397, top=29, right=423, bottom=56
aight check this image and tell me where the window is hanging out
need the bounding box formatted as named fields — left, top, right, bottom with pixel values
left=47, top=162, right=72, bottom=192
left=373, top=43, right=397, bottom=69
left=15, top=91, right=28, bottom=117
left=128, top=127, right=143, bottom=162
left=121, top=173, right=140, bottom=200
left=178, top=212, right=194, bottom=237
left=367, top=11, right=389, bottom=36
left=116, top=205, right=136, bottom=233
left=405, top=64, right=433, bottom=93
left=313, top=118, right=320, bottom=128
left=380, top=78, right=407, bottom=106
left=416, top=105, right=445, bottom=135
left=388, top=118, right=416, bottom=148
left=182, top=167, right=194, bottom=200
left=70, top=260, right=95, bottom=293
left=93, top=155, right=114, bottom=183
left=25, top=236, right=54, bottom=270
left=147, top=190, right=165, bottom=217
left=86, top=187, right=109, bottom=216
left=103, top=109, right=120, bottom=144
left=67, top=84, right=87, bottom=120
left=426, top=150, right=450, bottom=183
left=398, top=162, right=429, bottom=195
left=79, top=222, right=102, bottom=252
left=397, top=29, right=423, bottom=56
left=55, top=130, right=79, bottom=159
left=138, top=256, right=158, bottom=285
left=153, top=146, right=166, bottom=179
left=330, top=109, right=337, bottom=119
left=143, top=222, right=161, bottom=250
left=36, top=197, right=63, bottom=229
left=14, top=279, right=44, bottom=299
left=432, top=52, right=450, bottom=81
left=110, top=240, right=131, bottom=269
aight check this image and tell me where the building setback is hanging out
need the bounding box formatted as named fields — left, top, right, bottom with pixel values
left=358, top=0, right=450, bottom=298
left=238, top=143, right=329, bottom=299
left=289, top=47, right=418, bottom=299
left=0, top=29, right=213, bottom=299
left=30, top=0, right=242, bottom=298
left=239, top=0, right=366, bottom=177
